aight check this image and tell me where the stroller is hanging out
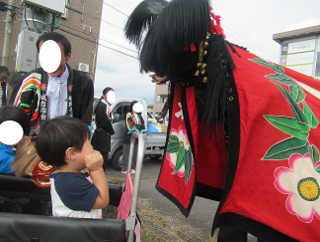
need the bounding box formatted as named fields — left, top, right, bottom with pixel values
left=0, top=132, right=145, bottom=242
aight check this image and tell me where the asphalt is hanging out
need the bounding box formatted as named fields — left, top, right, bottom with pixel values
left=105, top=157, right=258, bottom=242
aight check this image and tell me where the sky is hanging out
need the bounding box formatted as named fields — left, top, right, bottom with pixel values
left=94, top=0, right=320, bottom=104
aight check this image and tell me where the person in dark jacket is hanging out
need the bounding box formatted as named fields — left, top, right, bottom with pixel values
left=0, top=66, right=9, bottom=107
left=121, top=101, right=146, bottom=174
left=91, top=87, right=115, bottom=170
left=10, top=32, right=93, bottom=134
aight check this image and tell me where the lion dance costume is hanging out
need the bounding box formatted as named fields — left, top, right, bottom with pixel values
left=125, top=0, right=320, bottom=241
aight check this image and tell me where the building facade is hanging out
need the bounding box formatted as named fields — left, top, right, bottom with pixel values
left=0, top=0, right=103, bottom=97
left=153, top=82, right=169, bottom=118
left=273, top=25, right=320, bottom=79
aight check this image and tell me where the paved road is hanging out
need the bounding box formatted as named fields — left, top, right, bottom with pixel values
left=105, top=157, right=258, bottom=241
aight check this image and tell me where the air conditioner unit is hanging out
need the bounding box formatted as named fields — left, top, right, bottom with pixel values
left=78, top=63, right=89, bottom=73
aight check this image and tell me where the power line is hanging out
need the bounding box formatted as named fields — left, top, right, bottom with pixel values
left=96, top=0, right=278, bottom=61
left=102, top=1, right=129, bottom=17
left=116, top=0, right=137, bottom=13
left=223, top=24, right=278, bottom=61
left=80, top=0, right=278, bottom=62
left=60, top=23, right=137, bottom=54
left=209, top=5, right=279, bottom=61
left=221, top=17, right=278, bottom=60
left=82, top=11, right=123, bottom=30
left=59, top=27, right=137, bottom=59
left=61, top=23, right=137, bottom=53
left=94, top=0, right=129, bottom=17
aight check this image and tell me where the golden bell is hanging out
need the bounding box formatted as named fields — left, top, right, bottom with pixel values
left=204, top=42, right=209, bottom=48
left=201, top=69, right=206, bottom=75
left=203, top=50, right=207, bottom=56
left=197, top=62, right=202, bottom=68
left=203, top=77, right=208, bottom=83
left=194, top=70, right=200, bottom=76
left=202, top=63, right=207, bottom=69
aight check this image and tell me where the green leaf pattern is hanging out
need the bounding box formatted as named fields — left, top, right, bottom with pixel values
left=249, top=58, right=319, bottom=164
left=166, top=141, right=181, bottom=153
left=264, top=116, right=309, bottom=139
left=250, top=58, right=284, bottom=74
left=266, top=74, right=297, bottom=86
left=263, top=138, right=309, bottom=160
left=303, top=101, right=319, bottom=128
left=289, top=85, right=306, bottom=103
left=166, top=128, right=194, bottom=184
left=172, top=145, right=185, bottom=174
left=309, top=145, right=320, bottom=166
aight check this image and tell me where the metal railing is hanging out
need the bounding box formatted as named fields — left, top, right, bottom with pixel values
left=125, top=131, right=145, bottom=242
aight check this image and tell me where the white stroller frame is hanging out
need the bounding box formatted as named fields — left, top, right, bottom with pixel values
left=125, top=131, right=145, bottom=242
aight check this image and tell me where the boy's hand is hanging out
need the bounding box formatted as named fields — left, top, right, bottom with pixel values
left=85, top=150, right=103, bottom=171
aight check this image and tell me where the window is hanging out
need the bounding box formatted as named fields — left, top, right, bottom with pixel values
left=156, top=95, right=168, bottom=103
left=114, top=106, right=130, bottom=121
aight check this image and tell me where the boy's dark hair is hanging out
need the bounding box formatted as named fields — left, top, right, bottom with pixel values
left=35, top=116, right=91, bottom=169
left=36, top=32, right=71, bottom=57
left=0, top=105, right=31, bottom=135
left=0, top=66, right=9, bottom=75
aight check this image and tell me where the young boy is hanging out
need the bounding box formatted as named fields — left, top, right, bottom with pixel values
left=0, top=105, right=31, bottom=174
left=36, top=116, right=109, bottom=218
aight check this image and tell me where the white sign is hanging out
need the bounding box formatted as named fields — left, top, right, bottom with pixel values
left=288, top=39, right=315, bottom=54
left=288, top=65, right=313, bottom=76
left=286, top=52, right=314, bottom=66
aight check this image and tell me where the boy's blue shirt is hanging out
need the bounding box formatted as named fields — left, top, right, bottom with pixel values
left=0, top=143, right=14, bottom=174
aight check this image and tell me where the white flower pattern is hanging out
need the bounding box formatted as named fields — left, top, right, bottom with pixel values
left=175, top=102, right=184, bottom=120
left=166, top=126, right=191, bottom=177
left=274, top=153, right=320, bottom=223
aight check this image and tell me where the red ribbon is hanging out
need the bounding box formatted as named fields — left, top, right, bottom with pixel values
left=183, top=43, right=197, bottom=52
left=209, top=7, right=226, bottom=38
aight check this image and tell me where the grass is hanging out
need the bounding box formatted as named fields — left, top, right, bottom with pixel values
left=103, top=175, right=218, bottom=242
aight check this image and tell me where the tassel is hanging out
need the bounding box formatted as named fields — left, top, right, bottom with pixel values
left=203, top=33, right=235, bottom=139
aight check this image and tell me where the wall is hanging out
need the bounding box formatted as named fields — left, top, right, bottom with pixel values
left=0, top=0, right=103, bottom=85
left=153, top=83, right=169, bottom=117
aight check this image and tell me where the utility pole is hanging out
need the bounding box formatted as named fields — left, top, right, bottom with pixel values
left=1, top=0, right=15, bottom=67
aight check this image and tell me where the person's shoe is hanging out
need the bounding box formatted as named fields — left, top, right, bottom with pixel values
left=131, top=169, right=135, bottom=174
left=121, top=170, right=127, bottom=174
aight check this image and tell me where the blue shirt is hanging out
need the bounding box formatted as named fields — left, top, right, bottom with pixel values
left=0, top=143, right=14, bottom=174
